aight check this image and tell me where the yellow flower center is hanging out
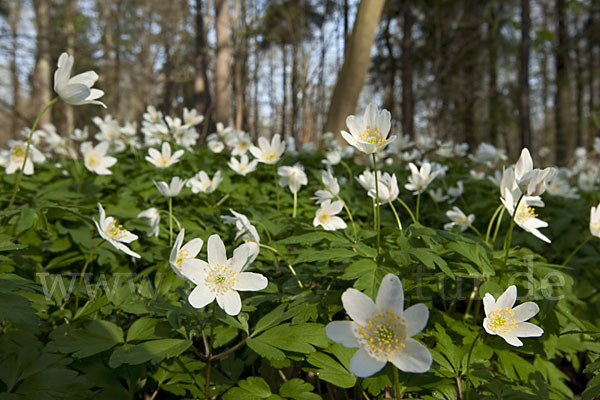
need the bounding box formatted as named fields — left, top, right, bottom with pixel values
left=488, top=307, right=518, bottom=335
left=456, top=215, right=470, bottom=226
left=516, top=202, right=537, bottom=221
left=356, top=308, right=407, bottom=362
left=106, top=220, right=127, bottom=240
left=359, top=128, right=386, bottom=148
left=87, top=153, right=101, bottom=167
left=159, top=157, right=170, bottom=167
left=11, top=145, right=25, bottom=162
left=206, top=264, right=238, bottom=295
left=319, top=212, right=331, bottom=224
left=175, top=249, right=189, bottom=269
left=591, top=219, right=600, bottom=232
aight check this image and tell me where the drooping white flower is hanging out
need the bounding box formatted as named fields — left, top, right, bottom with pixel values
left=3, top=140, right=46, bottom=175
left=405, top=162, right=441, bottom=195
left=278, top=163, right=308, bottom=194
left=187, top=170, right=222, bottom=194
left=591, top=203, right=600, bottom=238
left=368, top=172, right=399, bottom=204
left=501, top=186, right=551, bottom=243
left=249, top=134, right=286, bottom=164
left=154, top=176, right=187, bottom=197
left=137, top=207, right=160, bottom=238
left=81, top=141, right=117, bottom=175
left=169, top=229, right=204, bottom=280
left=356, top=169, right=376, bottom=192
left=428, top=188, right=449, bottom=203
left=93, top=203, right=140, bottom=258
left=181, top=234, right=268, bottom=316
left=341, top=103, right=396, bottom=154
left=444, top=207, right=474, bottom=232
left=514, top=148, right=556, bottom=196
left=483, top=285, right=543, bottom=347
left=221, top=209, right=261, bottom=245
left=326, top=274, right=432, bottom=377
left=228, top=154, right=258, bottom=176
left=313, top=200, right=347, bottom=231
left=312, top=169, right=340, bottom=205
left=53, top=52, right=106, bottom=108
left=447, top=181, right=464, bottom=203
left=145, top=142, right=184, bottom=168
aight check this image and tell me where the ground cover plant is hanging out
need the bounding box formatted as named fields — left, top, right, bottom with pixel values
left=1, top=53, right=600, bottom=399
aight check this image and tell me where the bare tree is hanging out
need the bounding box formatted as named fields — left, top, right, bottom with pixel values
left=215, top=0, right=232, bottom=124
left=9, top=0, right=21, bottom=138
left=555, top=0, right=572, bottom=164
left=519, top=0, right=531, bottom=150
left=32, top=0, right=52, bottom=126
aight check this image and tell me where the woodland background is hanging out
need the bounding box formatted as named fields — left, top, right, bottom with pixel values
left=0, top=0, right=599, bottom=165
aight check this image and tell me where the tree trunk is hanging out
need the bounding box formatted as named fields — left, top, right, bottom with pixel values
left=574, top=33, right=584, bottom=147
left=555, top=0, right=572, bottom=164
left=382, top=15, right=395, bottom=117
left=291, top=42, right=299, bottom=140
left=519, top=0, right=531, bottom=150
left=233, top=0, right=247, bottom=130
left=32, top=0, right=52, bottom=127
left=487, top=6, right=500, bottom=147
left=9, top=0, right=21, bottom=139
left=214, top=0, right=232, bottom=124
left=63, top=0, right=76, bottom=135
left=401, top=1, right=414, bottom=138
left=324, top=0, right=386, bottom=136
left=280, top=45, right=288, bottom=138
left=195, top=0, right=211, bottom=121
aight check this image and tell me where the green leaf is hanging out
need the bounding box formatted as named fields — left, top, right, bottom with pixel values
left=47, top=320, right=124, bottom=358
left=108, top=339, right=192, bottom=368
left=246, top=338, right=287, bottom=362
left=255, top=323, right=328, bottom=354
left=305, top=352, right=356, bottom=388
left=279, top=378, right=320, bottom=400
left=127, top=317, right=172, bottom=342
left=293, top=248, right=356, bottom=264
left=223, top=377, right=272, bottom=400
left=252, top=304, right=288, bottom=335
left=277, top=232, right=347, bottom=245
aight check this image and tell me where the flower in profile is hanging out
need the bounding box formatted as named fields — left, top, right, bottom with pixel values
left=3, top=140, right=46, bottom=175
left=228, top=154, right=258, bottom=176
left=428, top=188, right=448, bottom=203
left=208, top=139, right=225, bottom=153
left=137, top=207, right=160, bottom=237
left=93, top=203, right=140, bottom=258
left=249, top=134, right=286, bottom=164
left=368, top=172, right=399, bottom=204
left=221, top=209, right=260, bottom=245
left=187, top=170, right=222, bottom=194
left=278, top=163, right=308, bottom=194
left=54, top=52, right=106, bottom=108
left=81, top=141, right=117, bottom=175
left=169, top=229, right=204, bottom=280
left=181, top=234, right=268, bottom=316
left=405, top=162, right=441, bottom=195
left=483, top=285, right=543, bottom=347
left=145, top=142, right=184, bottom=168
left=444, top=207, right=474, bottom=232
left=447, top=181, right=464, bottom=203
left=313, top=200, right=347, bottom=231
left=514, top=148, right=557, bottom=196
left=341, top=103, right=396, bottom=154
left=154, top=176, right=187, bottom=197
left=591, top=203, right=600, bottom=238
left=312, top=169, right=340, bottom=205
left=326, top=274, right=432, bottom=377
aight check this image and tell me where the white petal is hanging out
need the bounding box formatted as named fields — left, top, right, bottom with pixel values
left=483, top=293, right=496, bottom=316
left=325, top=321, right=360, bottom=348
left=188, top=285, right=216, bottom=309
left=375, top=274, right=404, bottom=313
left=207, top=234, right=227, bottom=267
left=511, top=302, right=539, bottom=322
left=233, top=272, right=267, bottom=291
left=54, top=53, right=73, bottom=91
left=182, top=238, right=204, bottom=258
left=350, top=348, right=386, bottom=377
left=512, top=322, right=543, bottom=337
left=483, top=318, right=496, bottom=335
left=113, top=242, right=141, bottom=258
left=500, top=334, right=523, bottom=347
left=341, top=130, right=358, bottom=147
left=403, top=303, right=429, bottom=337
left=363, top=103, right=378, bottom=127
left=69, top=70, right=98, bottom=87
left=495, top=285, right=517, bottom=310
left=390, top=338, right=432, bottom=373
left=345, top=115, right=363, bottom=136
left=341, top=289, right=376, bottom=326
left=180, top=258, right=209, bottom=285
left=170, top=230, right=185, bottom=262
left=217, top=290, right=242, bottom=316
left=59, top=83, right=91, bottom=104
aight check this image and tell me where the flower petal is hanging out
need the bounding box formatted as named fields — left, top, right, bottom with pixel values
left=511, top=302, right=539, bottom=322
left=390, top=338, right=432, bottom=373
left=403, top=303, right=429, bottom=337
left=188, top=285, right=216, bottom=309
left=341, top=288, right=376, bottom=326
left=181, top=258, right=209, bottom=285
left=350, top=348, right=386, bottom=378
left=500, top=334, right=523, bottom=347
left=233, top=272, right=267, bottom=291
left=325, top=321, right=360, bottom=348
left=495, top=285, right=517, bottom=310
left=483, top=293, right=496, bottom=316
left=375, top=274, right=404, bottom=313
left=217, top=290, right=242, bottom=316
left=207, top=234, right=227, bottom=267
left=512, top=322, right=543, bottom=337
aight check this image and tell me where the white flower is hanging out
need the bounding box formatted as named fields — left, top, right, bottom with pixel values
left=356, top=169, right=376, bottom=192
left=137, top=207, right=160, bottom=238
left=71, top=127, right=89, bottom=142
left=278, top=163, right=308, bottom=194
left=323, top=147, right=342, bottom=166
left=81, top=141, right=117, bottom=175
left=187, top=170, right=222, bottom=194
left=514, top=148, right=557, bottom=196
left=341, top=103, right=396, bottom=154
left=483, top=285, right=543, bottom=347
left=93, top=203, right=140, bottom=258
left=169, top=229, right=204, bottom=280
left=405, top=162, right=441, bottom=195
left=469, top=142, right=507, bottom=167
left=173, top=127, right=199, bottom=150
left=313, top=200, right=347, bottom=231
left=444, top=207, right=474, bottom=232
left=428, top=188, right=449, bottom=203
left=154, top=176, right=187, bottom=197
left=181, top=234, right=268, bottom=316
left=312, top=169, right=340, bottom=205
left=232, top=132, right=252, bottom=156
left=145, top=142, right=184, bottom=168
left=326, top=274, right=432, bottom=377
left=183, top=107, right=204, bottom=126
left=54, top=52, right=106, bottom=108
left=249, top=134, right=286, bottom=164
left=578, top=171, right=598, bottom=192
left=546, top=176, right=579, bottom=199
left=447, top=181, right=464, bottom=203
left=591, top=204, right=600, bottom=238
left=208, top=139, right=225, bottom=153
left=4, top=140, right=46, bottom=175
left=470, top=170, right=485, bottom=180
left=228, top=154, right=258, bottom=176
left=500, top=184, right=551, bottom=243
left=221, top=209, right=261, bottom=245
left=368, top=172, right=399, bottom=204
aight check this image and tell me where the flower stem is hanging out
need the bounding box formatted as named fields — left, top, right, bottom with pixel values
left=74, top=256, right=94, bottom=309
left=393, top=367, right=403, bottom=399
left=485, top=204, right=504, bottom=244
left=491, top=207, right=506, bottom=245
left=288, top=264, right=303, bottom=288
left=168, top=197, right=173, bottom=246
left=388, top=200, right=402, bottom=232
left=465, top=332, right=482, bottom=400
left=8, top=97, right=59, bottom=209
left=503, top=194, right=524, bottom=268
left=372, top=154, right=380, bottom=255
left=292, top=191, right=297, bottom=218
left=259, top=243, right=279, bottom=254
left=205, top=302, right=216, bottom=399
left=416, top=192, right=421, bottom=223
left=273, top=165, right=280, bottom=211
left=562, top=236, right=592, bottom=266
left=396, top=198, right=417, bottom=224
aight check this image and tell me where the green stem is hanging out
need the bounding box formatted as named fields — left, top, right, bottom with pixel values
left=465, top=332, right=482, bottom=400
left=491, top=207, right=506, bottom=245
left=274, top=165, right=280, bottom=211
left=8, top=97, right=59, bottom=208
left=205, top=302, right=216, bottom=399
left=74, top=256, right=93, bottom=309
left=259, top=243, right=279, bottom=254
left=562, top=236, right=592, bottom=266
left=503, top=194, right=524, bottom=268
left=168, top=197, right=173, bottom=246
left=292, top=191, right=297, bottom=218
left=340, top=160, right=354, bottom=186
left=372, top=154, right=380, bottom=255
left=416, top=192, right=421, bottom=223
left=388, top=200, right=403, bottom=232
left=485, top=205, right=504, bottom=244
left=393, top=367, right=403, bottom=399
left=287, top=264, right=303, bottom=288
left=396, top=198, right=417, bottom=224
